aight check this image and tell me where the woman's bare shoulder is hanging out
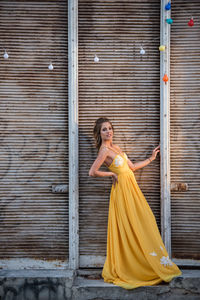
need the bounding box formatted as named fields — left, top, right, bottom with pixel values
left=98, top=145, right=109, bottom=155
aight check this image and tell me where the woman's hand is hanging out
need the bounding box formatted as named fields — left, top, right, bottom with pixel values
left=150, top=144, right=160, bottom=161
left=112, top=173, right=118, bottom=186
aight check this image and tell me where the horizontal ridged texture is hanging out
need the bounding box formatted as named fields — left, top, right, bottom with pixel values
left=170, top=0, right=200, bottom=259
left=79, top=0, right=160, bottom=262
left=0, top=1, right=69, bottom=260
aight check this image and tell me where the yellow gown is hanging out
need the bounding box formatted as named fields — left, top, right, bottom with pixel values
left=102, top=151, right=182, bottom=289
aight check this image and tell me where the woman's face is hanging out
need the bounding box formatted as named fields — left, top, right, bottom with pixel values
left=100, top=122, right=113, bottom=142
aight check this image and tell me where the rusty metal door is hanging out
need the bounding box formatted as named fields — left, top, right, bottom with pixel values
left=78, top=0, right=161, bottom=267
left=170, top=0, right=200, bottom=260
left=0, top=0, right=68, bottom=267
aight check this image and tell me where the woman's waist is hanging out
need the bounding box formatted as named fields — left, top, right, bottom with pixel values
left=110, top=168, right=133, bottom=175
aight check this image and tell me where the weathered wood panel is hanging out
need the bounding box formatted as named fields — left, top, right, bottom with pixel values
left=170, top=0, right=200, bottom=259
left=78, top=0, right=160, bottom=266
left=0, top=0, right=68, bottom=262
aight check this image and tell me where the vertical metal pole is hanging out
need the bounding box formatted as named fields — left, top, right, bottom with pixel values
left=68, top=0, right=79, bottom=269
left=160, top=0, right=171, bottom=257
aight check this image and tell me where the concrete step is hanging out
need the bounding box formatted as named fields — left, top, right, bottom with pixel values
left=0, top=268, right=200, bottom=300
left=72, top=269, right=200, bottom=300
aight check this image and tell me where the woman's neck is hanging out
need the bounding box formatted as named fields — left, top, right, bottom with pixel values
left=102, top=141, right=113, bottom=147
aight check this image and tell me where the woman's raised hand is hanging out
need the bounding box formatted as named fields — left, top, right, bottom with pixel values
left=151, top=144, right=160, bottom=161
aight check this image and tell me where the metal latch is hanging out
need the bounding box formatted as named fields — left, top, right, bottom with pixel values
left=52, top=184, right=68, bottom=193
left=170, top=182, right=189, bottom=192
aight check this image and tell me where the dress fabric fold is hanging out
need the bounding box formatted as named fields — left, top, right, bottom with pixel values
left=101, top=152, right=182, bottom=289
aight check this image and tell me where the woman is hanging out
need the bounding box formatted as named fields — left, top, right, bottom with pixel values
left=89, top=117, right=182, bottom=290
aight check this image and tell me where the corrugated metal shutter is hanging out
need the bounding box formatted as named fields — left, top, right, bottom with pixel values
left=170, top=0, right=200, bottom=259
left=0, top=1, right=68, bottom=262
left=79, top=0, right=160, bottom=267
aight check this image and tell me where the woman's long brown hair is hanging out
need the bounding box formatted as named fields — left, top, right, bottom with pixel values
left=93, top=117, right=114, bottom=150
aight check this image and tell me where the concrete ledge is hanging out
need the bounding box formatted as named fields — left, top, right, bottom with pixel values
left=72, top=269, right=200, bottom=300
left=0, top=269, right=199, bottom=300
left=0, top=269, right=75, bottom=300
left=0, top=269, right=74, bottom=279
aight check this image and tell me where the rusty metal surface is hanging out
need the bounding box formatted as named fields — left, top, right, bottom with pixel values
left=170, top=0, right=200, bottom=259
left=0, top=1, right=69, bottom=260
left=78, top=0, right=160, bottom=260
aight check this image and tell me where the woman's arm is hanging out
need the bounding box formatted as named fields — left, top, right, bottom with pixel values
left=89, top=147, right=114, bottom=178
left=127, top=157, right=153, bottom=172
left=127, top=145, right=160, bottom=172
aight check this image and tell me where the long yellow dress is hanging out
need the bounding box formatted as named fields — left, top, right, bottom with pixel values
left=101, top=151, right=182, bottom=289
